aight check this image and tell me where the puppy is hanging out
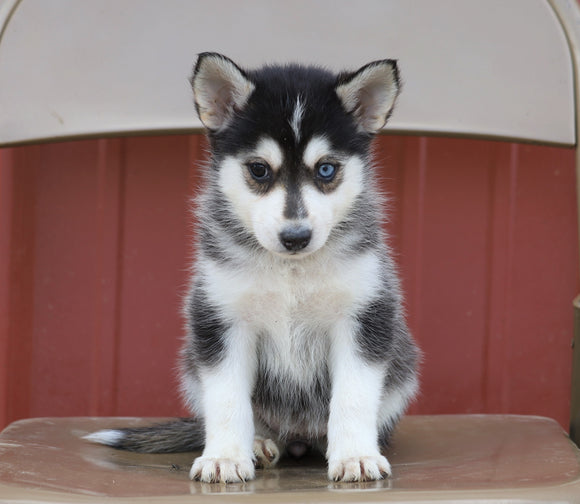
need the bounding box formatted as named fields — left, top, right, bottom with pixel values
left=85, top=53, right=419, bottom=484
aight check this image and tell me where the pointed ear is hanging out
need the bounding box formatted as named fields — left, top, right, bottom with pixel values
left=191, top=53, right=255, bottom=131
left=335, top=60, right=400, bottom=134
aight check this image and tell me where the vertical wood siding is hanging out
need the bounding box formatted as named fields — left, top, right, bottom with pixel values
left=0, top=135, right=577, bottom=430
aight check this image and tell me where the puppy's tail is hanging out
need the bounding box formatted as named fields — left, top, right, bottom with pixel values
left=83, top=418, right=204, bottom=453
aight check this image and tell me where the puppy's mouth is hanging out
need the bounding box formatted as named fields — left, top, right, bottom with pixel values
left=277, top=248, right=314, bottom=259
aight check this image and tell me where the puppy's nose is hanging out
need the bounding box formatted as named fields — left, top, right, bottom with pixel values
left=279, top=226, right=312, bottom=252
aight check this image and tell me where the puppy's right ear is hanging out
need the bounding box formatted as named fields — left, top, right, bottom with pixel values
left=191, top=53, right=255, bottom=131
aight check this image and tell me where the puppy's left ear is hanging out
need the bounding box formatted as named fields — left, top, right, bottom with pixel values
left=335, top=60, right=400, bottom=134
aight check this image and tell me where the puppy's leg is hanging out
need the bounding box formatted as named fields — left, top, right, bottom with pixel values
left=326, top=319, right=391, bottom=482
left=189, top=324, right=257, bottom=483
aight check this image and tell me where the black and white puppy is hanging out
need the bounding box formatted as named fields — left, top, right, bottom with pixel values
left=86, top=53, right=419, bottom=484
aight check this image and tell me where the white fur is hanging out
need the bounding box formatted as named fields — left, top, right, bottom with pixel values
left=251, top=187, right=288, bottom=254
left=218, top=137, right=285, bottom=255
left=200, top=250, right=382, bottom=339
left=218, top=173, right=290, bottom=256
left=302, top=135, right=331, bottom=168
left=326, top=319, right=392, bottom=480
left=289, top=96, right=306, bottom=142
left=190, top=324, right=257, bottom=483
left=218, top=155, right=256, bottom=230
left=253, top=136, right=284, bottom=171
left=377, top=376, right=419, bottom=432
left=179, top=372, right=203, bottom=415
left=83, top=430, right=123, bottom=446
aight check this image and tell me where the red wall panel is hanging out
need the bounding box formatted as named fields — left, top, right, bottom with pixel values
left=0, top=135, right=577, bottom=430
left=31, top=141, right=110, bottom=417
left=114, top=136, right=193, bottom=417
left=0, top=147, right=37, bottom=423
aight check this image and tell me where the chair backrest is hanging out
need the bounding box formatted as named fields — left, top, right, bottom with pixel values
left=1, top=0, right=579, bottom=441
left=0, top=0, right=576, bottom=147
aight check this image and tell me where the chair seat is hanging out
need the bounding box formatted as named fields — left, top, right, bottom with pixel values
left=0, top=415, right=579, bottom=502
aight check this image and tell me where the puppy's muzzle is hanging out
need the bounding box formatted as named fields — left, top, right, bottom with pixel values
left=279, top=225, right=312, bottom=252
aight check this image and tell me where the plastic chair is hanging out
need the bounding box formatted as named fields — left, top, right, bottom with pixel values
left=1, top=0, right=579, bottom=502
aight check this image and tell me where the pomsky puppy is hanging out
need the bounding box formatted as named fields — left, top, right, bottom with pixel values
left=85, top=53, right=419, bottom=484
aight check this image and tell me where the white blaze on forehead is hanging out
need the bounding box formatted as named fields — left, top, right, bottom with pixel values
left=303, top=135, right=331, bottom=167
left=254, top=136, right=283, bottom=170
left=290, top=96, right=306, bottom=143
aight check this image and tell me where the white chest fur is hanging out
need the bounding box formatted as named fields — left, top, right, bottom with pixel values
left=199, top=250, right=383, bottom=383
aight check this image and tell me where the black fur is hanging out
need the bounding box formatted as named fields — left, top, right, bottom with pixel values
left=188, top=285, right=229, bottom=367
left=355, top=297, right=397, bottom=362
left=283, top=175, right=308, bottom=220
left=210, top=64, right=371, bottom=168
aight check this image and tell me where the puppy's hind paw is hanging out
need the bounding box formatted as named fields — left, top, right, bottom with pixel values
left=253, top=436, right=280, bottom=468
left=189, top=456, right=255, bottom=483
left=328, top=455, right=391, bottom=482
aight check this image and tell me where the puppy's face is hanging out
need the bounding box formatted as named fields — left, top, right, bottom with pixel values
left=192, top=53, right=400, bottom=257
left=218, top=132, right=367, bottom=257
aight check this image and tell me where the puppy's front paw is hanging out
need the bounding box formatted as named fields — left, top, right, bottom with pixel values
left=253, top=436, right=280, bottom=468
left=189, top=456, right=255, bottom=483
left=328, top=455, right=392, bottom=482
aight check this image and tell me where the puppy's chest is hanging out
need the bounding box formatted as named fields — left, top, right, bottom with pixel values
left=238, top=262, right=357, bottom=330
left=237, top=263, right=357, bottom=380
left=205, top=252, right=381, bottom=378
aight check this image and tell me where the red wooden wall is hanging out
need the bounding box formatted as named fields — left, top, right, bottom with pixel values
left=0, top=135, right=577, bottom=431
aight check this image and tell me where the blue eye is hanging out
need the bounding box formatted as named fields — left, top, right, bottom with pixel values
left=248, top=162, right=271, bottom=182
left=317, top=163, right=337, bottom=181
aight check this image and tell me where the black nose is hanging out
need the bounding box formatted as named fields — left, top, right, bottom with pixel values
left=279, top=226, right=312, bottom=252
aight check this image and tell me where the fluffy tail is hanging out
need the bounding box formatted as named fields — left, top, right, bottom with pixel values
left=83, top=418, right=204, bottom=453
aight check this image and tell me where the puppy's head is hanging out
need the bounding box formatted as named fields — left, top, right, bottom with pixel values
left=191, top=53, right=400, bottom=258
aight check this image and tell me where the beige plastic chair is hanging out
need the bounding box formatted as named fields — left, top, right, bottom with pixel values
left=1, top=0, right=580, bottom=502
